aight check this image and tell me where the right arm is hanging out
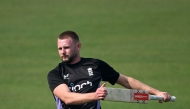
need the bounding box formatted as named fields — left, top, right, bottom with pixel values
left=53, top=83, right=107, bottom=105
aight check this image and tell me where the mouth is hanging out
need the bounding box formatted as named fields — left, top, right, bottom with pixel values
left=61, top=55, right=68, bottom=59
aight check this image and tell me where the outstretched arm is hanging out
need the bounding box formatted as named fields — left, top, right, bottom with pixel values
left=116, top=74, right=171, bottom=102
left=53, top=83, right=107, bottom=105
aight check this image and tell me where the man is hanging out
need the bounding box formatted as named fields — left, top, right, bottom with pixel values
left=47, top=31, right=171, bottom=109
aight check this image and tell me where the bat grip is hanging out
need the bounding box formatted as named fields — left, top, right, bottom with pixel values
left=149, top=95, right=176, bottom=102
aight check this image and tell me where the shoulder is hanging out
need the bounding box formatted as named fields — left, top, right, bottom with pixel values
left=81, top=57, right=106, bottom=65
left=81, top=57, right=105, bottom=62
left=47, top=62, right=63, bottom=77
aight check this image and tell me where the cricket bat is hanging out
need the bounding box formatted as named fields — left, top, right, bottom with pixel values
left=104, top=87, right=176, bottom=104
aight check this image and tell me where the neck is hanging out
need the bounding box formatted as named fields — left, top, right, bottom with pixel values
left=71, top=56, right=81, bottom=64
left=65, top=55, right=81, bottom=65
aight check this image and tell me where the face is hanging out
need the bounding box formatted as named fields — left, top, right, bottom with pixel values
left=57, top=37, right=81, bottom=64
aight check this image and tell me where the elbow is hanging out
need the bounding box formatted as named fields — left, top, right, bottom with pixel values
left=63, top=99, right=73, bottom=105
left=61, top=97, right=78, bottom=105
left=59, top=96, right=74, bottom=105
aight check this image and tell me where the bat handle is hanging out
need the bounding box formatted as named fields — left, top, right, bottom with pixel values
left=149, top=95, right=176, bottom=102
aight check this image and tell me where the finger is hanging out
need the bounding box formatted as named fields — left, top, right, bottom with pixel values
left=101, top=97, right=105, bottom=100
left=158, top=100, right=163, bottom=103
left=100, top=83, right=106, bottom=88
left=164, top=93, right=171, bottom=102
left=100, top=93, right=107, bottom=100
left=163, top=93, right=167, bottom=101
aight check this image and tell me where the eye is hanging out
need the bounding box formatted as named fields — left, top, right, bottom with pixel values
left=58, top=47, right=62, bottom=50
left=64, top=47, right=69, bottom=49
left=63, top=46, right=70, bottom=49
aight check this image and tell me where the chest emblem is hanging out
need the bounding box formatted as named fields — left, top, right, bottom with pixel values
left=63, top=74, right=69, bottom=79
left=87, top=67, right=93, bottom=76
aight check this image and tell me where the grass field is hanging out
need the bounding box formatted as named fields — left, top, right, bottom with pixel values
left=0, top=0, right=189, bottom=109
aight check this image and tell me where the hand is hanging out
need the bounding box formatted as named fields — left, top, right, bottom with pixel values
left=156, top=92, right=171, bottom=103
left=94, top=83, right=107, bottom=100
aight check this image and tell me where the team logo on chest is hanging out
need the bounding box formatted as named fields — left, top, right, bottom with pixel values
left=63, top=74, right=69, bottom=79
left=87, top=67, right=93, bottom=76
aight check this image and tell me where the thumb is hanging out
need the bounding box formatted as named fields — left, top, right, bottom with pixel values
left=100, top=83, right=106, bottom=88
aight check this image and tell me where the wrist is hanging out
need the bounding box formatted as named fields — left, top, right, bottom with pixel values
left=87, top=92, right=98, bottom=101
left=151, top=89, right=161, bottom=95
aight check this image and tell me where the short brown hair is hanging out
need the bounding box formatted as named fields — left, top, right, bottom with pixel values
left=58, top=31, right=79, bottom=42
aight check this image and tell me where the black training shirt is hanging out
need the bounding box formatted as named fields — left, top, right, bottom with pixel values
left=47, top=58, right=120, bottom=109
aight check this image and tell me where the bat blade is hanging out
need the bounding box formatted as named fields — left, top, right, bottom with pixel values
left=104, top=87, right=149, bottom=103
left=104, top=87, right=176, bottom=104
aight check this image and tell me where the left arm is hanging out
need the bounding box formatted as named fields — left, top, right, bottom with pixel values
left=116, top=74, right=171, bottom=102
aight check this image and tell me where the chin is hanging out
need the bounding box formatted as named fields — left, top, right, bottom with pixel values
left=62, top=59, right=70, bottom=63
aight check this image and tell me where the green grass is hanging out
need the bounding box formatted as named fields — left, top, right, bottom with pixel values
left=0, top=0, right=189, bottom=109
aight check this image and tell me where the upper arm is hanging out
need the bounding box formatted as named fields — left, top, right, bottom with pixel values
left=53, top=83, right=97, bottom=105
left=53, top=84, right=78, bottom=105
left=47, top=66, right=66, bottom=92
left=53, top=84, right=71, bottom=100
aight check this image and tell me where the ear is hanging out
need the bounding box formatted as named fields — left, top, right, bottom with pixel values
left=77, top=42, right=81, bottom=50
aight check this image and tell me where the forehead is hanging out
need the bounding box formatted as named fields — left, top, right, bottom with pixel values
left=57, top=37, right=73, bottom=46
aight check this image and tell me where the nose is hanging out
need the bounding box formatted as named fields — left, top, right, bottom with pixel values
left=59, top=48, right=66, bottom=54
left=62, top=49, right=66, bottom=54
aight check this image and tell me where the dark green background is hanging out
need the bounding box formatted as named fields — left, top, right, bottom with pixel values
left=0, top=0, right=189, bottom=109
